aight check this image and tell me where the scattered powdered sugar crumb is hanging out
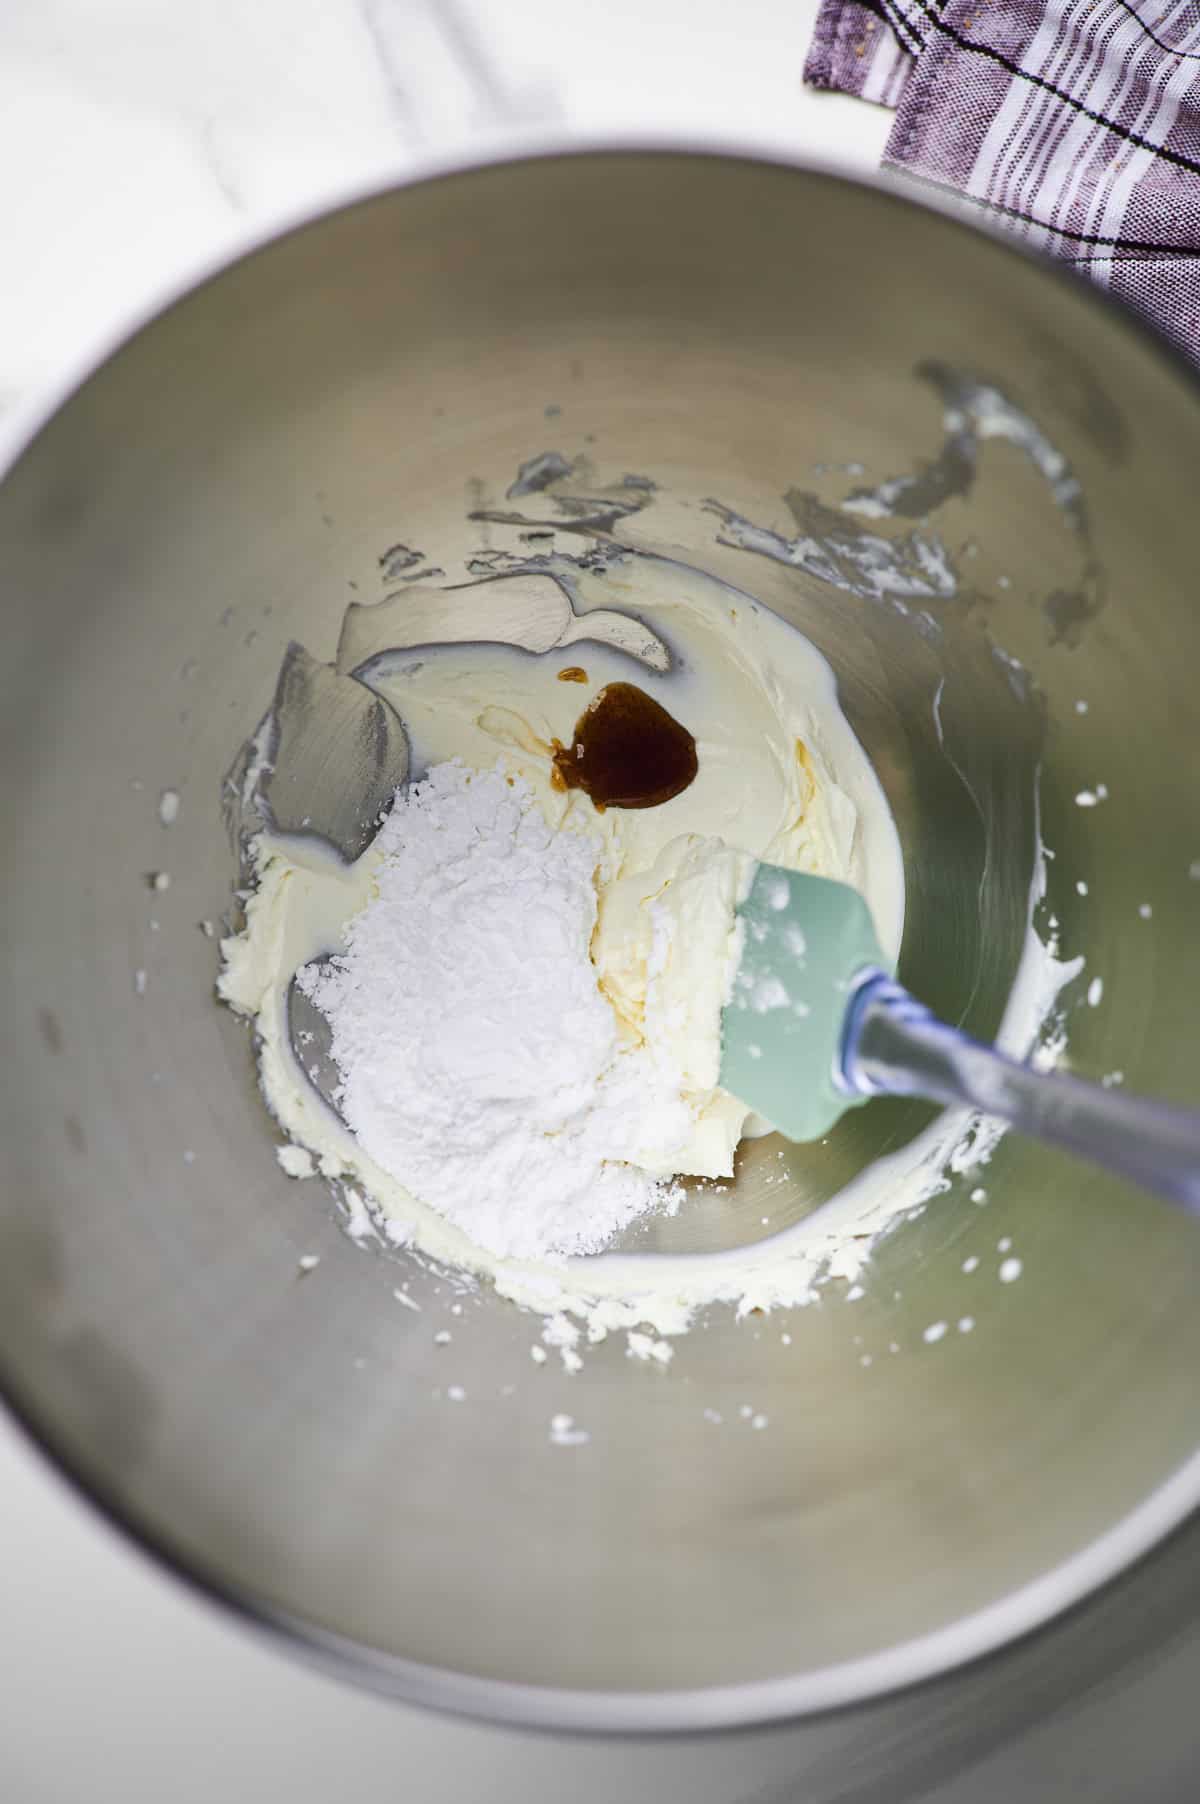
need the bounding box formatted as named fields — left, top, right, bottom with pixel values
left=1189, top=859, right=1200, bottom=881
left=1101, top=1070, right=1125, bottom=1089
left=433, top=1329, right=452, bottom=1346
left=923, top=1321, right=948, bottom=1344
left=1076, top=880, right=1089, bottom=896
left=543, top=1311, right=586, bottom=1374
left=393, top=1288, right=421, bottom=1312
left=703, top=1407, right=723, bottom=1424
left=747, top=974, right=790, bottom=1013
left=1138, top=902, right=1153, bottom=920
left=1074, top=699, right=1089, bottom=714
left=751, top=1412, right=769, bottom=1429
left=550, top=1413, right=589, bottom=1447
left=276, top=1144, right=316, bottom=1180
left=1087, top=977, right=1104, bottom=1007
left=529, top=1344, right=548, bottom=1365
left=763, top=873, right=790, bottom=911
left=295, top=762, right=691, bottom=1262
left=1031, top=1029, right=1069, bottom=1075
left=947, top=1116, right=1007, bottom=1185
left=845, top=1284, right=865, bottom=1302
left=198, top=919, right=216, bottom=938
left=543, top=1313, right=579, bottom=1349
left=133, top=967, right=147, bottom=996
left=447, top=1385, right=466, bottom=1402
left=297, top=1254, right=320, bottom=1272
left=997, top=1236, right=1013, bottom=1253
left=158, top=788, right=180, bottom=826
left=1074, top=785, right=1108, bottom=808
left=150, top=870, right=171, bottom=892
left=182, top=1149, right=196, bottom=1165
left=958, top=1316, right=975, bottom=1334
left=782, top=923, right=807, bottom=958
left=999, top=1257, right=1024, bottom=1283
left=340, top=1185, right=378, bottom=1244
left=626, top=1331, right=674, bottom=1365
left=962, top=1255, right=980, bottom=1274
left=970, top=1187, right=987, bottom=1204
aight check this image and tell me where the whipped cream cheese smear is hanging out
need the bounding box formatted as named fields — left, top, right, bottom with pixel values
left=220, top=555, right=907, bottom=1322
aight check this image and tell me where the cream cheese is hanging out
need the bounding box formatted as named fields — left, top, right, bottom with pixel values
left=220, top=555, right=909, bottom=1317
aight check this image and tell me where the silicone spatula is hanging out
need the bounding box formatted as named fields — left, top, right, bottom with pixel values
left=720, top=862, right=1200, bottom=1211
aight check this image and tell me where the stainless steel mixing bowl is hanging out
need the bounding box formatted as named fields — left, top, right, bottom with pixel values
left=3, top=149, right=1200, bottom=1732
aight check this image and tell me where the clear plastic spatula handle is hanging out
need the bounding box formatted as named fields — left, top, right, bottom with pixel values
left=844, top=971, right=1200, bottom=1215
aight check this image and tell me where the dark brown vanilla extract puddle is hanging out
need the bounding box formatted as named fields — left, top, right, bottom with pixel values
left=551, top=681, right=698, bottom=810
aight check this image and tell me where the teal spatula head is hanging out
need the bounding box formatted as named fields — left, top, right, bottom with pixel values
left=720, top=863, right=887, bottom=1142
left=720, top=863, right=1200, bottom=1216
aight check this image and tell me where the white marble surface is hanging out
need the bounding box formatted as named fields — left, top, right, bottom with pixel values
left=6, top=8, right=1199, bottom=1802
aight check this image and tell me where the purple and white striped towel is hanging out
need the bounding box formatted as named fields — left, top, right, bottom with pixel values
left=805, top=0, right=1200, bottom=360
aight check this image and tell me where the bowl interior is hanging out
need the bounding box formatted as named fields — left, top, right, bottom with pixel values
left=2, top=152, right=1200, bottom=1727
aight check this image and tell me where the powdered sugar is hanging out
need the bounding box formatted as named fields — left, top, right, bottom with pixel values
left=297, top=762, right=690, bottom=1263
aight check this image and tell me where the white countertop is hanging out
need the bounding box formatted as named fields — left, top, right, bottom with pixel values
left=4, top=8, right=1199, bottom=1801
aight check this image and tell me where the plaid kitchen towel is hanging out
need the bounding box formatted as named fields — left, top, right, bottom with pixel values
left=805, top=0, right=1200, bottom=359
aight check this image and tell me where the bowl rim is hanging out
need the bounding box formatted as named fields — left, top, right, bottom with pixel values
left=4, top=134, right=1200, bottom=1735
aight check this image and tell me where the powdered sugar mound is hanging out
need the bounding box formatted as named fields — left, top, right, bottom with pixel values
left=297, top=762, right=691, bottom=1262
